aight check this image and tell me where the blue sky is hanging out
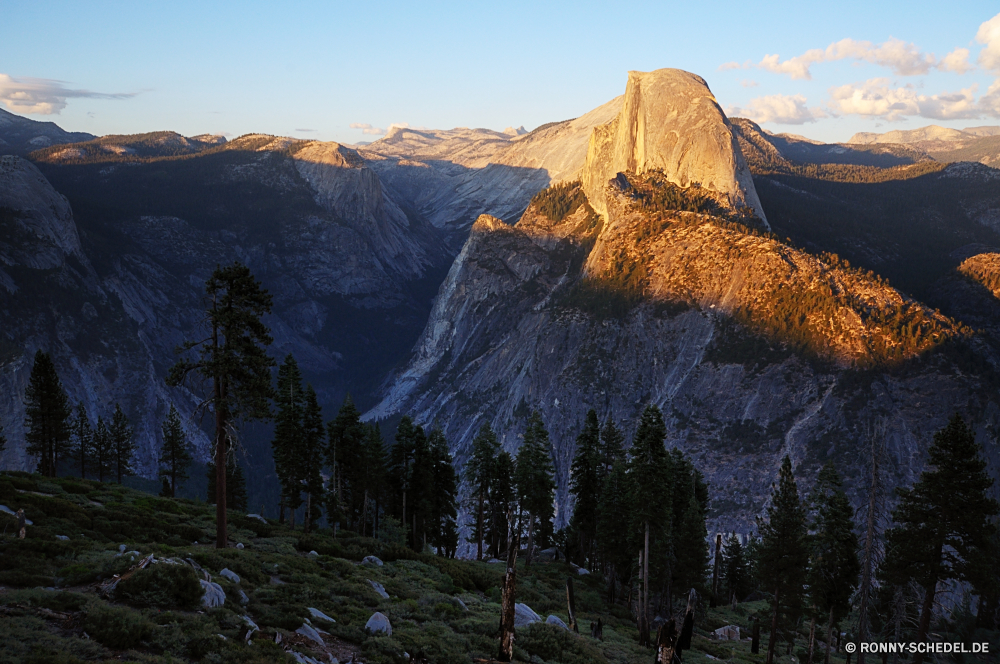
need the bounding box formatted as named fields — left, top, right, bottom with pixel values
left=2, top=1, right=999, bottom=143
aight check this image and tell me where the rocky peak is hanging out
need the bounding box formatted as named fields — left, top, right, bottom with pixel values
left=581, top=68, right=766, bottom=226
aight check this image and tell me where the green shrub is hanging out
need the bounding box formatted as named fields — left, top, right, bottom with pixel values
left=83, top=603, right=154, bottom=649
left=59, top=481, right=91, bottom=495
left=115, top=563, right=205, bottom=609
left=519, top=622, right=609, bottom=664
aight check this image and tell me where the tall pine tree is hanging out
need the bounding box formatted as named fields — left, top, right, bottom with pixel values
left=514, top=411, right=555, bottom=565
left=328, top=395, right=368, bottom=531
left=92, top=416, right=114, bottom=483
left=69, top=402, right=93, bottom=479
left=24, top=350, right=71, bottom=477
left=807, top=462, right=860, bottom=664
left=466, top=423, right=500, bottom=561
left=721, top=533, right=751, bottom=605
left=109, top=404, right=136, bottom=484
left=569, top=409, right=602, bottom=567
left=300, top=385, right=326, bottom=532
left=159, top=404, right=192, bottom=498
left=167, top=261, right=275, bottom=548
left=273, top=355, right=305, bottom=524
left=208, top=446, right=248, bottom=513
left=489, top=450, right=516, bottom=558
left=757, top=455, right=809, bottom=664
left=428, top=426, right=458, bottom=557
left=884, top=415, right=999, bottom=664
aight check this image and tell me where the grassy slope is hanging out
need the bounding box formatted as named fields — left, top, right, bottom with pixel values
left=0, top=472, right=842, bottom=664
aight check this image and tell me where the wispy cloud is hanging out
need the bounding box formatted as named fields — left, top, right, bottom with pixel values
left=350, top=122, right=386, bottom=135
left=727, top=94, right=825, bottom=125
left=827, top=78, right=980, bottom=121
left=740, top=79, right=759, bottom=88
left=756, top=37, right=942, bottom=80
left=295, top=128, right=317, bottom=133
left=0, top=74, right=137, bottom=115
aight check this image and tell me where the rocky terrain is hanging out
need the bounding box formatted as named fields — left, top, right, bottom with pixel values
left=369, top=69, right=1000, bottom=535
left=0, top=107, right=94, bottom=155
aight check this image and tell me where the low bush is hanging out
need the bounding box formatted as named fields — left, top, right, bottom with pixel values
left=519, top=622, right=609, bottom=664
left=83, top=603, right=154, bottom=649
left=116, top=563, right=204, bottom=610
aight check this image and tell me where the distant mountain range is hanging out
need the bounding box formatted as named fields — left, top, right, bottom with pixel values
left=3, top=79, right=1000, bottom=532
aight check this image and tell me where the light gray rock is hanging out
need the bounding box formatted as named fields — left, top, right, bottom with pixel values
left=246, top=514, right=268, bottom=523
left=307, top=550, right=319, bottom=557
left=361, top=555, right=383, bottom=566
left=307, top=607, right=336, bottom=623
left=0, top=506, right=31, bottom=524
left=296, top=622, right=325, bottom=645
left=368, top=579, right=390, bottom=599
left=365, top=611, right=392, bottom=636
left=200, top=580, right=226, bottom=608
left=55, top=535, right=69, bottom=541
left=546, top=615, right=569, bottom=630
left=219, top=568, right=240, bottom=584
left=713, top=625, right=741, bottom=640
left=514, top=603, right=541, bottom=627
left=238, top=589, right=250, bottom=606
left=453, top=597, right=468, bottom=612
left=236, top=542, right=244, bottom=550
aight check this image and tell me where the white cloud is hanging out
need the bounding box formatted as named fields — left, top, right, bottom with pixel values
left=977, top=12, right=1000, bottom=74
left=757, top=37, right=957, bottom=80
left=718, top=61, right=751, bottom=71
left=827, top=78, right=980, bottom=121
left=0, top=73, right=135, bottom=114
left=980, top=80, right=1000, bottom=117
left=740, top=79, right=759, bottom=88
left=940, top=48, right=973, bottom=74
left=349, top=122, right=386, bottom=135
left=727, top=94, right=824, bottom=125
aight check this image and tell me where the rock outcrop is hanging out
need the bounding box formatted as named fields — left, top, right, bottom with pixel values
left=0, top=108, right=94, bottom=156
left=580, top=69, right=766, bottom=225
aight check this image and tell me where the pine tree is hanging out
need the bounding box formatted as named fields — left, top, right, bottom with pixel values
left=807, top=463, right=860, bottom=664
left=670, top=449, right=710, bottom=599
left=159, top=404, right=192, bottom=498
left=466, top=423, right=500, bottom=560
left=428, top=426, right=458, bottom=557
left=359, top=423, right=387, bottom=538
left=489, top=450, right=516, bottom=557
left=628, top=404, right=671, bottom=646
left=514, top=411, right=555, bottom=564
left=409, top=424, right=435, bottom=551
left=389, top=416, right=420, bottom=546
left=167, top=261, right=275, bottom=548
left=109, top=404, right=136, bottom=484
left=301, top=385, right=325, bottom=532
left=600, top=417, right=625, bottom=473
left=92, top=416, right=114, bottom=483
left=569, top=409, right=602, bottom=567
left=328, top=395, right=368, bottom=531
left=596, top=458, right=633, bottom=604
left=721, top=533, right=750, bottom=605
left=884, top=414, right=999, bottom=664
left=69, top=402, right=93, bottom=479
left=757, top=455, right=809, bottom=664
left=273, top=355, right=305, bottom=523
left=23, top=350, right=71, bottom=477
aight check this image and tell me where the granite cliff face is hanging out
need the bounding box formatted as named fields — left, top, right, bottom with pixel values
left=581, top=69, right=766, bottom=225
left=370, top=69, right=1000, bottom=534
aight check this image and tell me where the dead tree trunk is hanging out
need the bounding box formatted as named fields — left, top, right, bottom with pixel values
left=566, top=577, right=579, bottom=633
left=825, top=606, right=835, bottom=664
left=678, top=588, right=696, bottom=653
left=807, top=613, right=816, bottom=664
left=710, top=533, right=722, bottom=608
left=643, top=522, right=651, bottom=646
left=497, top=509, right=521, bottom=662
left=856, top=419, right=888, bottom=664
left=751, top=616, right=760, bottom=654
left=656, top=618, right=679, bottom=664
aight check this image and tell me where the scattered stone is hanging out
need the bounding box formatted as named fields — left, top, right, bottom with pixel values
left=270, top=575, right=285, bottom=585
left=368, top=579, right=389, bottom=599
left=296, top=622, right=325, bottom=645
left=365, top=611, right=392, bottom=636
left=56, top=535, right=69, bottom=541
left=307, top=607, right=336, bottom=623
left=536, top=547, right=561, bottom=561
left=219, top=568, right=240, bottom=583
left=361, top=555, right=383, bottom=566
left=118, top=544, right=126, bottom=553
left=452, top=597, right=468, bottom=612
left=713, top=625, right=741, bottom=640
left=238, top=589, right=250, bottom=606
left=242, top=615, right=259, bottom=641
left=570, top=563, right=590, bottom=575
left=514, top=603, right=541, bottom=627
left=236, top=542, right=244, bottom=550
left=308, top=550, right=319, bottom=557
left=486, top=558, right=504, bottom=564
left=246, top=513, right=268, bottom=523
left=289, top=652, right=323, bottom=664
left=200, top=580, right=226, bottom=608
left=545, top=614, right=569, bottom=630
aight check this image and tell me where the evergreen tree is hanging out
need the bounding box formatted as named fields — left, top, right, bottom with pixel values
left=600, top=417, right=625, bottom=473
left=669, top=449, right=710, bottom=597
left=167, top=261, right=275, bottom=548
left=273, top=355, right=305, bottom=523
left=109, top=404, right=136, bottom=484
left=428, top=426, right=458, bottom=557
left=409, top=423, right=435, bottom=551
left=326, top=394, right=366, bottom=529
left=628, top=404, right=671, bottom=646
left=514, top=411, right=555, bottom=564
left=159, top=404, right=192, bottom=498
left=721, top=533, right=750, bottom=604
left=488, top=450, right=516, bottom=557
left=569, top=409, right=602, bottom=566
left=757, top=455, right=809, bottom=664
left=69, top=402, right=93, bottom=479
left=358, top=423, right=387, bottom=538
left=301, top=385, right=325, bottom=532
left=465, top=423, right=500, bottom=560
left=884, top=414, right=999, bottom=664
left=207, top=448, right=248, bottom=513
left=92, top=416, right=114, bottom=483
left=389, top=416, right=420, bottom=546
left=23, top=350, right=71, bottom=477
left=596, top=458, right=633, bottom=604
left=807, top=463, right=860, bottom=664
